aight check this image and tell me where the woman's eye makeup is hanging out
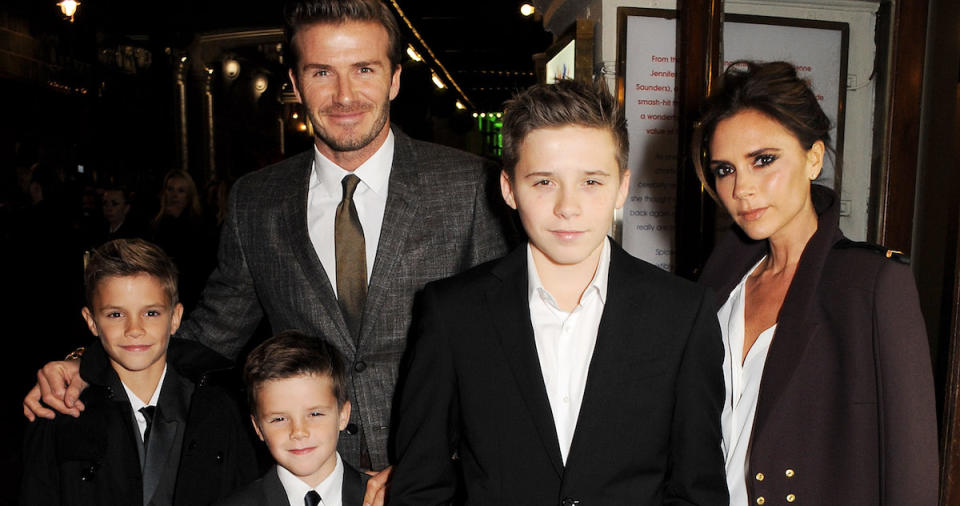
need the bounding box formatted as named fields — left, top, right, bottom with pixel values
left=754, top=153, right=778, bottom=167
left=712, top=164, right=735, bottom=178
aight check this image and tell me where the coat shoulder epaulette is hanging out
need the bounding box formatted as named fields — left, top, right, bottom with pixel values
left=834, top=238, right=910, bottom=265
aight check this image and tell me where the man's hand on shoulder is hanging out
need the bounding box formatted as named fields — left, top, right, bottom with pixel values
left=363, top=465, right=392, bottom=506
left=22, top=359, right=88, bottom=421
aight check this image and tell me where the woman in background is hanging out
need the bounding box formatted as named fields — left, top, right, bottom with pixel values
left=693, top=61, right=937, bottom=505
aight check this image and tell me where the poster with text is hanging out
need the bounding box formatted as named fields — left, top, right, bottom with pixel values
left=618, top=11, right=846, bottom=271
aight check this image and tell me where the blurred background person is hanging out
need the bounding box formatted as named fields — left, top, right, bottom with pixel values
left=152, top=169, right=216, bottom=313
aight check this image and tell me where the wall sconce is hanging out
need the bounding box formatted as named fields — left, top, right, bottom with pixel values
left=520, top=3, right=535, bottom=17
left=57, top=0, right=80, bottom=22
left=455, top=101, right=466, bottom=110
left=431, top=71, right=446, bottom=89
left=223, top=59, right=240, bottom=79
left=254, top=75, right=269, bottom=96
left=406, top=45, right=423, bottom=62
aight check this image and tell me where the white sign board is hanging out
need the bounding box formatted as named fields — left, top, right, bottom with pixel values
left=618, top=10, right=847, bottom=271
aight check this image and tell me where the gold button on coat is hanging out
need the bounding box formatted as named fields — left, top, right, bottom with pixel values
left=787, top=493, right=796, bottom=502
left=755, top=472, right=765, bottom=481
left=757, top=498, right=765, bottom=505
left=785, top=469, right=795, bottom=478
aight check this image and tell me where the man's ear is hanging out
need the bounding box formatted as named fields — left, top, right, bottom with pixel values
left=500, top=170, right=518, bottom=210
left=288, top=68, right=303, bottom=104
left=338, top=400, right=352, bottom=431
left=81, top=307, right=99, bottom=337
left=389, top=65, right=401, bottom=101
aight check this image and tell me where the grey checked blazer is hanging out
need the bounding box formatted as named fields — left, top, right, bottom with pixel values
left=175, top=127, right=509, bottom=469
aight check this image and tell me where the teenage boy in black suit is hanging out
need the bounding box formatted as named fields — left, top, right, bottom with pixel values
left=390, top=80, right=728, bottom=505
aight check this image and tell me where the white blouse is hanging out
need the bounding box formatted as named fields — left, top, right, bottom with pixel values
left=718, top=258, right=776, bottom=506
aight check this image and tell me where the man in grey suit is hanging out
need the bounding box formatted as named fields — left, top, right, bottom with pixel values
left=23, top=0, right=509, bottom=497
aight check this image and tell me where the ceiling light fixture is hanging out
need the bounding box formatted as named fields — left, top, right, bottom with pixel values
left=520, top=3, right=535, bottom=17
left=406, top=45, right=423, bottom=62
left=57, top=0, right=80, bottom=22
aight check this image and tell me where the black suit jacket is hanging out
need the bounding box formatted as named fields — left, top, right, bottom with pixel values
left=390, top=241, right=728, bottom=505
left=215, top=463, right=369, bottom=506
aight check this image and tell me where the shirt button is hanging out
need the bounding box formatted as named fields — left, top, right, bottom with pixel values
left=756, top=497, right=765, bottom=505
left=354, top=360, right=367, bottom=372
left=562, top=396, right=570, bottom=403
left=755, top=472, right=764, bottom=481
left=786, top=494, right=796, bottom=502
left=785, top=468, right=795, bottom=478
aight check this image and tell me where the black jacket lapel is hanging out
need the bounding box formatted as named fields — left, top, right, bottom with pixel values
left=487, top=246, right=564, bottom=476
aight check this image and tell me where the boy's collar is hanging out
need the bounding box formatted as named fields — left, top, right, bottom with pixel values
left=525, top=238, right=612, bottom=307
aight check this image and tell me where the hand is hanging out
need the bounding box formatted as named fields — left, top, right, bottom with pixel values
left=363, top=465, right=393, bottom=506
left=22, top=360, right=88, bottom=421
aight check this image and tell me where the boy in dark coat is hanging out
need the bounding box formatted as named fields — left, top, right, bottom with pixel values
left=21, top=239, right=258, bottom=506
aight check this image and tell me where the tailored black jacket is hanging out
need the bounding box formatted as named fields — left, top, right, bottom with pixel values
left=698, top=185, right=938, bottom=505
left=21, top=339, right=259, bottom=506
left=215, top=463, right=370, bottom=506
left=390, top=241, right=728, bottom=506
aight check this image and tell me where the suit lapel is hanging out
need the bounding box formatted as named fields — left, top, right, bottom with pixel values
left=279, top=152, right=355, bottom=352
left=360, top=129, right=420, bottom=347
left=565, top=243, right=650, bottom=467
left=341, top=461, right=367, bottom=505
left=143, top=368, right=193, bottom=505
left=262, top=466, right=290, bottom=506
left=751, top=187, right=842, bottom=441
left=487, top=247, right=564, bottom=476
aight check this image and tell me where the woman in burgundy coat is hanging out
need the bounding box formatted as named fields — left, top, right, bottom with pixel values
left=693, top=61, right=937, bottom=505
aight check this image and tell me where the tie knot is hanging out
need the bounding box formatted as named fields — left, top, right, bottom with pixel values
left=139, top=405, right=156, bottom=421
left=341, top=174, right=361, bottom=201
left=305, top=489, right=322, bottom=506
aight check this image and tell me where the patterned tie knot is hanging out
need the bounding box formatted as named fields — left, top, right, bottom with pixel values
left=342, top=174, right=361, bottom=200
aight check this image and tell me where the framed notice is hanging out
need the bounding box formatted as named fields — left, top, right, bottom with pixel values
left=542, top=19, right=595, bottom=84
left=615, top=7, right=849, bottom=271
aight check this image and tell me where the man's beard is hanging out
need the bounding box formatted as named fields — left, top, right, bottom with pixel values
left=310, top=101, right=390, bottom=153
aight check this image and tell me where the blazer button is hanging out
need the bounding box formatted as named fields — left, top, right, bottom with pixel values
left=354, top=361, right=367, bottom=372
left=80, top=465, right=97, bottom=482
left=756, top=497, right=765, bottom=505
left=344, top=423, right=358, bottom=435
left=560, top=498, right=580, bottom=506
left=786, top=494, right=796, bottom=502
left=216, top=451, right=224, bottom=464
left=755, top=472, right=764, bottom=481
left=785, top=468, right=795, bottom=478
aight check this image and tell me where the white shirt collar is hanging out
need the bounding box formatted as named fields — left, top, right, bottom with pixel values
left=312, top=130, right=394, bottom=199
left=526, top=238, right=611, bottom=309
left=277, top=452, right=344, bottom=506
left=121, top=364, right=167, bottom=408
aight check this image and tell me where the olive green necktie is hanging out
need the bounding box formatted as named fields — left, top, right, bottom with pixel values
left=335, top=174, right=366, bottom=339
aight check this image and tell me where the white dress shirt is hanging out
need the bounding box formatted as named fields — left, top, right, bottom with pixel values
left=307, top=131, right=394, bottom=291
left=277, top=452, right=345, bottom=506
left=527, top=239, right=611, bottom=465
left=120, top=365, right=167, bottom=441
left=718, top=257, right=776, bottom=506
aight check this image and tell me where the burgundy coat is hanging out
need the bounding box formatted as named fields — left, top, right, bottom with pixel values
left=698, top=185, right=938, bottom=505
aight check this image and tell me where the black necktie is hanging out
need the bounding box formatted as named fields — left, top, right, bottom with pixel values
left=305, top=490, right=322, bottom=506
left=139, top=405, right=156, bottom=445
left=335, top=174, right=367, bottom=339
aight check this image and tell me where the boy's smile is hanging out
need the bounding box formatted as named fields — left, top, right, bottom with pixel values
left=501, top=125, right=630, bottom=273
left=252, top=374, right=351, bottom=488
left=81, top=273, right=182, bottom=395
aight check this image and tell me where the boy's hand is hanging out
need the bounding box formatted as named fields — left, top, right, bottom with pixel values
left=363, top=465, right=392, bottom=506
left=22, top=360, right=88, bottom=421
